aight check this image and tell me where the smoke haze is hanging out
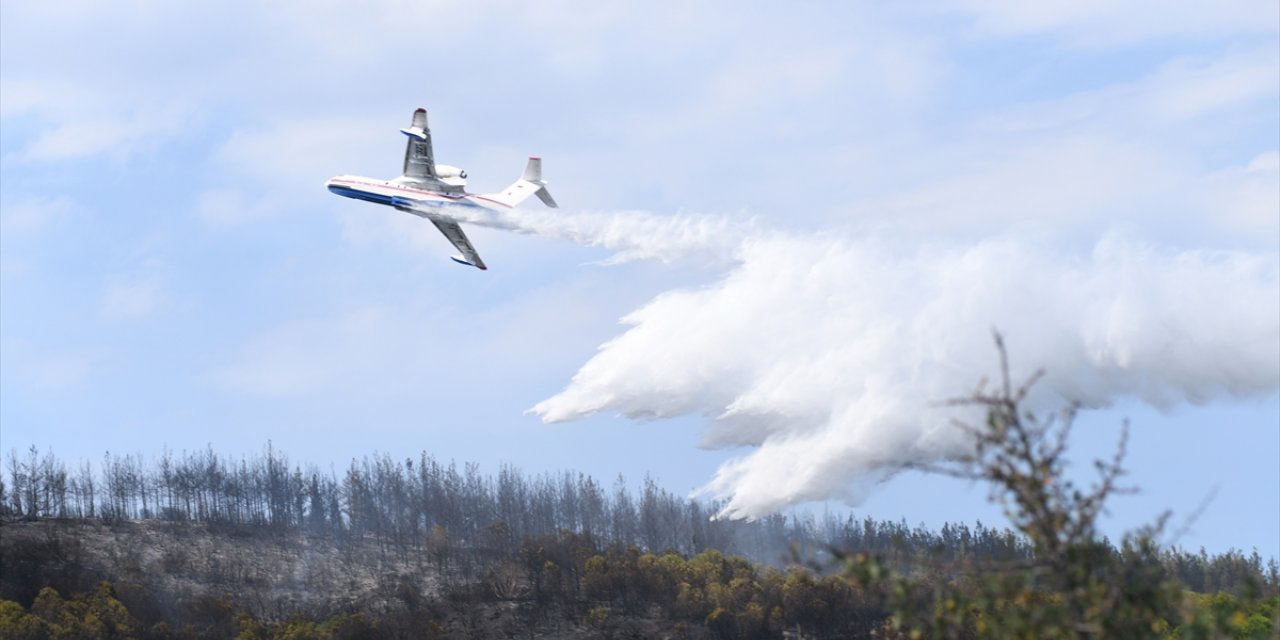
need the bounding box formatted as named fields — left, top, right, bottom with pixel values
left=507, top=209, right=1279, bottom=519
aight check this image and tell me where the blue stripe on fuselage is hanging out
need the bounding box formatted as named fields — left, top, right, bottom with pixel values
left=328, top=184, right=396, bottom=206
left=328, top=184, right=486, bottom=210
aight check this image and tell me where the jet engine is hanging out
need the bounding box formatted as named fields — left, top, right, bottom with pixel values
left=433, top=163, right=467, bottom=189
left=435, top=164, right=467, bottom=180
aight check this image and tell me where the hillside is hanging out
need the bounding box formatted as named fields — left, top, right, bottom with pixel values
left=2, top=443, right=1277, bottom=638
left=1, top=516, right=876, bottom=638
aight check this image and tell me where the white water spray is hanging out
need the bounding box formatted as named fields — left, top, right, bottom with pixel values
left=490, top=206, right=1277, bottom=519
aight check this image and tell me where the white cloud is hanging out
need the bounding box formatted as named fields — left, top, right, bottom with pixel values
left=194, top=189, right=277, bottom=226
left=100, top=277, right=163, bottom=320
left=0, top=196, right=75, bottom=233
left=0, top=74, right=195, bottom=164
left=17, top=108, right=188, bottom=163
left=980, top=48, right=1279, bottom=133
left=1140, top=50, right=1280, bottom=122
left=1197, top=151, right=1280, bottom=233
left=834, top=46, right=1279, bottom=241
left=0, top=79, right=83, bottom=118
left=29, top=353, right=94, bottom=391
left=953, top=0, right=1279, bottom=47
left=212, top=308, right=387, bottom=396
left=850, top=134, right=1190, bottom=235
left=0, top=341, right=95, bottom=392
left=215, top=116, right=392, bottom=189
left=211, top=306, right=460, bottom=397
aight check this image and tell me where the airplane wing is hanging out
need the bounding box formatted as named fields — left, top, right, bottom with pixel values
left=431, top=219, right=487, bottom=270
left=400, top=108, right=437, bottom=181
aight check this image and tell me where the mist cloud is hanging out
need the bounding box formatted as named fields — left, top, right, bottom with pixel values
left=439, top=206, right=755, bottom=267
left=525, top=211, right=1280, bottom=518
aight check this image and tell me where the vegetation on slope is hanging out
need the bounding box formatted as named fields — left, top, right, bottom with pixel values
left=2, top=340, right=1276, bottom=638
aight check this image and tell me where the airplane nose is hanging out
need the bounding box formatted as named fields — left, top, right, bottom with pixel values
left=325, top=177, right=348, bottom=196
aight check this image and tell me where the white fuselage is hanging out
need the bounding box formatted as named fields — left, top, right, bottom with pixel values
left=325, top=108, right=556, bottom=270
left=325, top=175, right=512, bottom=222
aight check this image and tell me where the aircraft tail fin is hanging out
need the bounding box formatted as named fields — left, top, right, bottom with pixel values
left=522, top=156, right=543, bottom=181
left=482, top=157, right=558, bottom=209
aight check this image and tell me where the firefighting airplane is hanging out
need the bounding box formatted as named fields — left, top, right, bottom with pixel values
left=325, top=108, right=557, bottom=270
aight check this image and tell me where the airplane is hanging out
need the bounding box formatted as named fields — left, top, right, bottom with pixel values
left=325, top=108, right=557, bottom=270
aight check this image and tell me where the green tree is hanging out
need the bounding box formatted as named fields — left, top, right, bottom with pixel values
left=0, top=599, right=54, bottom=640
left=846, top=335, right=1268, bottom=639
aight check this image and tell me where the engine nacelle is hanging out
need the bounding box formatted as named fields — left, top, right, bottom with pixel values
left=434, top=164, right=467, bottom=180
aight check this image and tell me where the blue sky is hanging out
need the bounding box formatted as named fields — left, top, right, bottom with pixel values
left=2, top=2, right=1277, bottom=556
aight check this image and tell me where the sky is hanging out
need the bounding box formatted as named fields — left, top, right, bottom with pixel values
left=2, top=2, right=1277, bottom=557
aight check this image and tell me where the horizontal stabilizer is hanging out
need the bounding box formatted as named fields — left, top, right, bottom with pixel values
left=400, top=108, right=429, bottom=140
left=482, top=156, right=558, bottom=209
